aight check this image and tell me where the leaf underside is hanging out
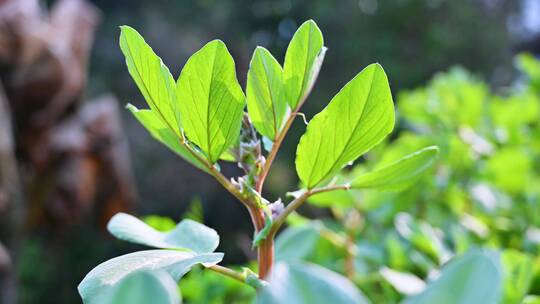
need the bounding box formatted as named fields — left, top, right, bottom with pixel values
left=295, top=63, right=395, bottom=189
left=176, top=40, right=246, bottom=163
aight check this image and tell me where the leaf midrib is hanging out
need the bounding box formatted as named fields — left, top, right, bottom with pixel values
left=307, top=67, right=378, bottom=187
left=123, top=34, right=178, bottom=136
left=259, top=51, right=279, bottom=139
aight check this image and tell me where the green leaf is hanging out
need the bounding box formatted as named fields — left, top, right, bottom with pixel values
left=176, top=40, right=246, bottom=163
left=107, top=213, right=219, bottom=254
left=258, top=261, right=369, bottom=304
left=295, top=63, right=395, bottom=188
left=97, top=271, right=181, bottom=304
left=379, top=267, right=426, bottom=296
left=523, top=295, right=540, bottom=304
left=120, top=26, right=179, bottom=135
left=246, top=47, right=287, bottom=139
left=283, top=20, right=326, bottom=109
left=394, top=213, right=451, bottom=263
left=78, top=250, right=223, bottom=304
left=275, top=225, right=321, bottom=262
left=351, top=146, right=439, bottom=191
left=501, top=250, right=533, bottom=304
left=127, top=104, right=208, bottom=171
left=403, top=250, right=502, bottom=304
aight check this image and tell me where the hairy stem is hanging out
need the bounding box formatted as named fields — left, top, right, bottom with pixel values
left=247, top=205, right=274, bottom=279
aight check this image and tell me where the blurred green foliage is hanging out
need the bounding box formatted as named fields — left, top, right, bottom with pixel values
left=271, top=53, right=540, bottom=303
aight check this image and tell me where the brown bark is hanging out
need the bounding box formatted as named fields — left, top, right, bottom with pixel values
left=0, top=1, right=137, bottom=301
left=0, top=83, right=22, bottom=304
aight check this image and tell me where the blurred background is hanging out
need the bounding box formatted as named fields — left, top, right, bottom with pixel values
left=0, top=0, right=539, bottom=303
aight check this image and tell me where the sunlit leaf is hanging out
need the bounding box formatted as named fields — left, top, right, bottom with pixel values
left=78, top=250, right=223, bottom=304
left=247, top=47, right=287, bottom=139
left=176, top=40, right=246, bottom=163
left=351, top=146, right=439, bottom=191
left=295, top=63, right=395, bottom=188
left=127, top=104, right=207, bottom=171
left=120, top=26, right=179, bottom=135
left=380, top=267, right=425, bottom=296
left=258, top=261, right=369, bottom=304
left=108, top=213, right=219, bottom=254
left=283, top=20, right=326, bottom=109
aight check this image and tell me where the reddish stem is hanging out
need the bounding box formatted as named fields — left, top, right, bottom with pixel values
left=247, top=205, right=274, bottom=279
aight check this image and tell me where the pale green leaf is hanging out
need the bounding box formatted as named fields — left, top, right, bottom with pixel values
left=78, top=250, right=223, bottom=304
left=107, top=213, right=219, bottom=254
left=283, top=20, right=326, bottom=109
left=295, top=63, right=395, bottom=188
left=380, top=267, right=426, bottom=296
left=523, top=295, right=540, bottom=304
left=120, top=26, right=179, bottom=135
left=247, top=47, right=287, bottom=139
left=127, top=104, right=207, bottom=171
left=258, top=261, right=369, bottom=304
left=177, top=40, right=246, bottom=163
left=97, top=271, right=181, bottom=304
left=352, top=146, right=439, bottom=191
left=403, top=250, right=502, bottom=304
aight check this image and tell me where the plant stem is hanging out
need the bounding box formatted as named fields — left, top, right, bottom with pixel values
left=344, top=234, right=355, bottom=279
left=207, top=265, right=247, bottom=284
left=247, top=205, right=274, bottom=279
left=179, top=137, right=254, bottom=209
left=268, top=184, right=350, bottom=238
left=255, top=111, right=298, bottom=193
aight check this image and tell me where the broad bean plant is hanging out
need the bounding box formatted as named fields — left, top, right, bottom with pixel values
left=77, top=20, right=438, bottom=303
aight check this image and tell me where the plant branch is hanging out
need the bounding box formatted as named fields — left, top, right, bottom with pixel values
left=207, top=265, right=248, bottom=285
left=255, top=111, right=298, bottom=193
left=268, top=184, right=350, bottom=238
left=179, top=137, right=254, bottom=208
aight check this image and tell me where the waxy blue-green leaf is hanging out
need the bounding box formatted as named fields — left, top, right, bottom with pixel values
left=176, top=40, right=246, bottom=163
left=283, top=20, right=326, bottom=109
left=127, top=104, right=207, bottom=171
left=97, top=271, right=181, bottom=304
left=258, top=261, right=369, bottom=304
left=275, top=225, right=321, bottom=262
left=295, top=63, right=395, bottom=188
left=107, top=213, right=219, bottom=254
left=120, top=26, right=179, bottom=135
left=78, top=250, right=223, bottom=304
left=403, top=250, right=502, bottom=304
left=246, top=47, right=287, bottom=139
left=352, top=146, right=439, bottom=191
